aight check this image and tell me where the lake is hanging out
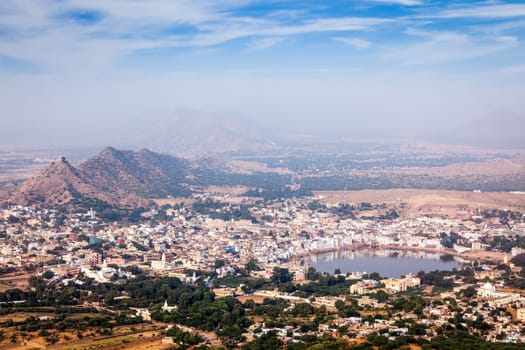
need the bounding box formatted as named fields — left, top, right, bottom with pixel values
left=307, top=249, right=463, bottom=278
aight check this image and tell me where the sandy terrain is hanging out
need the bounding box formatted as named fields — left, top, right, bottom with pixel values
left=0, top=164, right=49, bottom=182
left=203, top=185, right=249, bottom=196
left=226, top=160, right=292, bottom=175
left=236, top=295, right=267, bottom=304
left=152, top=197, right=195, bottom=206
left=0, top=273, right=33, bottom=289
left=315, top=189, right=525, bottom=217
left=2, top=329, right=168, bottom=350
left=388, top=158, right=525, bottom=177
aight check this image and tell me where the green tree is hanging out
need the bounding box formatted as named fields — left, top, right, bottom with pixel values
left=271, top=267, right=293, bottom=284
left=245, top=259, right=262, bottom=272
left=242, top=331, right=283, bottom=350
left=292, top=302, right=315, bottom=317
left=42, top=270, right=55, bottom=279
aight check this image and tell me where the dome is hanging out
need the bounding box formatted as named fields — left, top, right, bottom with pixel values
left=482, top=282, right=495, bottom=291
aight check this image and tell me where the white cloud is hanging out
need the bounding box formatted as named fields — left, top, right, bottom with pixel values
left=0, top=0, right=522, bottom=84
left=0, top=0, right=392, bottom=75
left=65, top=0, right=247, bottom=24
left=385, top=29, right=518, bottom=65
left=256, top=17, right=391, bottom=37
left=494, top=35, right=518, bottom=44
left=368, top=0, right=422, bottom=5
left=333, top=37, right=372, bottom=49
left=469, top=19, right=525, bottom=35
left=172, top=16, right=389, bottom=54
left=404, top=28, right=470, bottom=43
left=249, top=37, right=285, bottom=51
left=500, top=64, right=525, bottom=75
left=430, top=4, right=525, bottom=19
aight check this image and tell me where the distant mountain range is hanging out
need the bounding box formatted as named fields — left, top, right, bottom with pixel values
left=422, top=110, right=525, bottom=149
left=126, top=109, right=278, bottom=155
left=5, top=147, right=192, bottom=209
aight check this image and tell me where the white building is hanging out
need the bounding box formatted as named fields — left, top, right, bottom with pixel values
left=477, top=282, right=523, bottom=307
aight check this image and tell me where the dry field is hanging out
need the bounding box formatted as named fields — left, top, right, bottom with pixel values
left=315, top=189, right=525, bottom=217
left=1, top=328, right=168, bottom=350
left=152, top=197, right=195, bottom=206
left=388, top=157, right=525, bottom=177
left=0, top=312, right=56, bottom=323
left=203, top=185, right=249, bottom=196
left=236, top=295, right=267, bottom=304
left=0, top=165, right=46, bottom=181
left=226, top=160, right=292, bottom=175
left=0, top=273, right=33, bottom=290
left=50, top=331, right=166, bottom=350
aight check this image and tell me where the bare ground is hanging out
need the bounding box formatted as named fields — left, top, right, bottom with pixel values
left=225, top=160, right=292, bottom=175
left=152, top=197, right=195, bottom=206
left=315, top=189, right=525, bottom=217
left=388, top=158, right=525, bottom=177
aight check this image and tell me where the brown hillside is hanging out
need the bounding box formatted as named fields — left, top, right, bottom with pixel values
left=3, top=146, right=193, bottom=209
left=6, top=157, right=102, bottom=206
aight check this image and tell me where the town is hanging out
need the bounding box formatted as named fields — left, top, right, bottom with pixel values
left=2, top=0, right=525, bottom=348
left=0, top=191, right=525, bottom=349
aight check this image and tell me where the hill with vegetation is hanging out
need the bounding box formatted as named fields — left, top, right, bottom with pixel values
left=3, top=147, right=192, bottom=209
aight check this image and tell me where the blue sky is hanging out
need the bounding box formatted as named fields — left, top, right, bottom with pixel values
left=0, top=0, right=524, bottom=148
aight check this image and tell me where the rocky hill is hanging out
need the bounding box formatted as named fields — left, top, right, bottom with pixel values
left=79, top=147, right=191, bottom=199
left=4, top=147, right=192, bottom=209
left=6, top=157, right=103, bottom=207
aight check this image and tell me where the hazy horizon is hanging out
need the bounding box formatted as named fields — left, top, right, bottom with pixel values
left=1, top=1, right=525, bottom=150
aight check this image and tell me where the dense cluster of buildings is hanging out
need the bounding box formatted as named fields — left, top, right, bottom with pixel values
left=0, top=198, right=523, bottom=280
left=1, top=194, right=525, bottom=344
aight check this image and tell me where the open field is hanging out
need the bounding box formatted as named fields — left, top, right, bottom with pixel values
left=226, top=160, right=292, bottom=175
left=389, top=157, right=525, bottom=177
left=152, top=197, right=195, bottom=206
left=0, top=312, right=55, bottom=323
left=0, top=151, right=64, bottom=182
left=1, top=327, right=168, bottom=350
left=48, top=332, right=164, bottom=350
left=203, top=185, right=249, bottom=196
left=315, top=189, right=525, bottom=217
left=0, top=164, right=46, bottom=182
left=236, top=295, right=267, bottom=304
left=0, top=273, right=33, bottom=290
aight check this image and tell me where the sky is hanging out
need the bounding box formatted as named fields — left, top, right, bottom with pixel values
left=1, top=0, right=524, bottom=149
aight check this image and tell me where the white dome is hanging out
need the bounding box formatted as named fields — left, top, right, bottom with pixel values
left=482, top=282, right=495, bottom=291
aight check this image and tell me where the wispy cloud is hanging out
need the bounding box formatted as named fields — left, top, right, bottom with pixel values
left=368, top=0, right=422, bottom=6
left=0, top=0, right=524, bottom=77
left=333, top=37, right=372, bottom=49
left=249, top=37, right=285, bottom=51
left=0, top=1, right=392, bottom=74
left=429, top=4, right=525, bottom=19
left=500, top=63, right=525, bottom=74
left=469, top=19, right=525, bottom=35
left=385, top=28, right=518, bottom=65
left=197, top=17, right=390, bottom=45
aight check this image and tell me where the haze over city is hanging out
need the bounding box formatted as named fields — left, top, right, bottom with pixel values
left=1, top=0, right=524, bottom=149
left=3, top=2, right=525, bottom=350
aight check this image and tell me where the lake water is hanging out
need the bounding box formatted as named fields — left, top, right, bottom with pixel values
left=307, top=249, right=463, bottom=278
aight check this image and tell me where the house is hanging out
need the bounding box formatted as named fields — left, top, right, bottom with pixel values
left=381, top=274, right=420, bottom=293
left=130, top=308, right=151, bottom=321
